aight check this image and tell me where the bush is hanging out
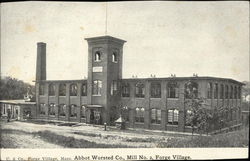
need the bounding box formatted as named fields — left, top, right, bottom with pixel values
left=157, top=127, right=249, bottom=148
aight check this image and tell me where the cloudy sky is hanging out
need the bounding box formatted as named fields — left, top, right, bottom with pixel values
left=1, top=1, right=249, bottom=85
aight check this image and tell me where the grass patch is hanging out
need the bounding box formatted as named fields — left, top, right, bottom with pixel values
left=73, top=131, right=101, bottom=137
left=157, top=127, right=249, bottom=147
left=124, top=137, right=162, bottom=143
left=33, top=130, right=132, bottom=148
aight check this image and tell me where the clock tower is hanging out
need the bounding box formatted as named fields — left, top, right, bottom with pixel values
left=85, top=36, right=126, bottom=125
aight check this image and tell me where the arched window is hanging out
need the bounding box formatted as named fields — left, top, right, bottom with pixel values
left=220, top=84, right=224, bottom=99
left=39, top=103, right=46, bottom=115
left=49, top=103, right=55, bottom=115
left=135, top=82, right=145, bottom=98
left=167, top=82, right=178, bottom=98
left=168, top=109, right=179, bottom=125
left=110, top=80, right=118, bottom=95
left=207, top=83, right=212, bottom=99
left=70, top=104, right=77, bottom=117
left=185, top=81, right=198, bottom=99
left=39, top=84, right=45, bottom=95
left=150, top=82, right=161, bottom=98
left=238, top=86, right=241, bottom=99
left=59, top=84, right=66, bottom=96
left=214, top=83, right=218, bottom=99
left=49, top=84, right=56, bottom=96
left=121, top=83, right=130, bottom=97
left=93, top=80, right=102, bottom=95
left=59, top=104, right=66, bottom=116
left=70, top=84, right=78, bottom=96
left=81, top=83, right=87, bottom=96
left=234, top=86, right=237, bottom=99
left=94, top=51, right=101, bottom=62
left=135, top=107, right=144, bottom=123
left=112, top=52, right=118, bottom=62
left=151, top=108, right=161, bottom=124
left=230, top=85, right=233, bottom=99
left=225, top=85, right=229, bottom=99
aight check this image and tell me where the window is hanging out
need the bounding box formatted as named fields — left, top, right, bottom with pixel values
left=151, top=108, right=161, bottom=124
left=185, top=81, right=198, bottom=99
left=49, top=103, right=55, bottom=115
left=59, top=84, right=66, bottom=96
left=234, top=86, right=237, bottom=99
left=70, top=84, right=78, bottom=96
left=39, top=103, right=46, bottom=115
left=70, top=104, right=77, bottom=117
left=121, top=83, right=130, bottom=97
left=151, top=82, right=161, bottom=98
left=167, top=82, right=178, bottom=98
left=39, top=84, right=45, bottom=95
left=238, top=86, right=241, bottom=99
left=135, top=82, right=145, bottom=98
left=81, top=105, right=86, bottom=118
left=185, top=110, right=192, bottom=126
left=59, top=104, right=66, bottom=116
left=220, top=84, right=224, bottom=99
left=230, top=85, right=233, bottom=99
left=168, top=109, right=179, bottom=125
left=225, top=85, right=229, bottom=99
left=93, top=80, right=102, bottom=95
left=81, top=83, right=87, bottom=96
left=214, top=83, right=218, bottom=99
left=135, top=107, right=144, bottom=123
left=49, top=84, right=56, bottom=96
left=207, top=83, right=212, bottom=99
left=112, top=52, right=118, bottom=63
left=94, top=51, right=101, bottom=62
left=110, top=80, right=118, bottom=95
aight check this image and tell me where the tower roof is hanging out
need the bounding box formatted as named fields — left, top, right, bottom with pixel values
left=85, top=35, right=126, bottom=45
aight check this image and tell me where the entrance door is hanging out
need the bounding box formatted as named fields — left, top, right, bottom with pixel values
left=94, top=110, right=101, bottom=125
left=90, top=109, right=94, bottom=124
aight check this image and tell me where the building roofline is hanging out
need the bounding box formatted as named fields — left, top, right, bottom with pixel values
left=34, top=79, right=87, bottom=83
left=84, top=35, right=126, bottom=43
left=33, top=77, right=244, bottom=85
left=120, top=76, right=245, bottom=85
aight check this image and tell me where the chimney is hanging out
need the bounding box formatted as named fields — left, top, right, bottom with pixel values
left=36, top=42, right=46, bottom=81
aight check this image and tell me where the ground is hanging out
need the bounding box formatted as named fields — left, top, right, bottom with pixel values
left=1, top=119, right=248, bottom=148
left=0, top=119, right=188, bottom=148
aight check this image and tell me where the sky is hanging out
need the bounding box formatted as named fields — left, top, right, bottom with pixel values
left=1, top=1, right=249, bottom=85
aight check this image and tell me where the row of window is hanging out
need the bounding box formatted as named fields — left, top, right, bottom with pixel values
left=207, top=83, right=241, bottom=99
left=134, top=107, right=239, bottom=125
left=40, top=81, right=241, bottom=100
left=122, top=82, right=241, bottom=99
left=122, top=81, right=197, bottom=98
left=122, top=82, right=179, bottom=98
left=39, top=103, right=86, bottom=118
left=39, top=83, right=87, bottom=96
left=94, top=51, right=118, bottom=63
left=135, top=107, right=179, bottom=125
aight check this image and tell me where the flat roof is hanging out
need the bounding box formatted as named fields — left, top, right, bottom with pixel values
left=121, top=76, right=244, bottom=85
left=0, top=100, right=36, bottom=105
left=33, top=76, right=244, bottom=85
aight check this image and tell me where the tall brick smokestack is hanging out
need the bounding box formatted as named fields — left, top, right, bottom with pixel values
left=36, top=42, right=46, bottom=81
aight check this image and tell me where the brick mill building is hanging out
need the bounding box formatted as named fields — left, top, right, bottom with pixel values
left=1, top=35, right=244, bottom=132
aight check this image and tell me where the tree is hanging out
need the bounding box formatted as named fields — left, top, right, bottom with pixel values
left=0, top=76, right=35, bottom=100
left=185, top=81, right=212, bottom=135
